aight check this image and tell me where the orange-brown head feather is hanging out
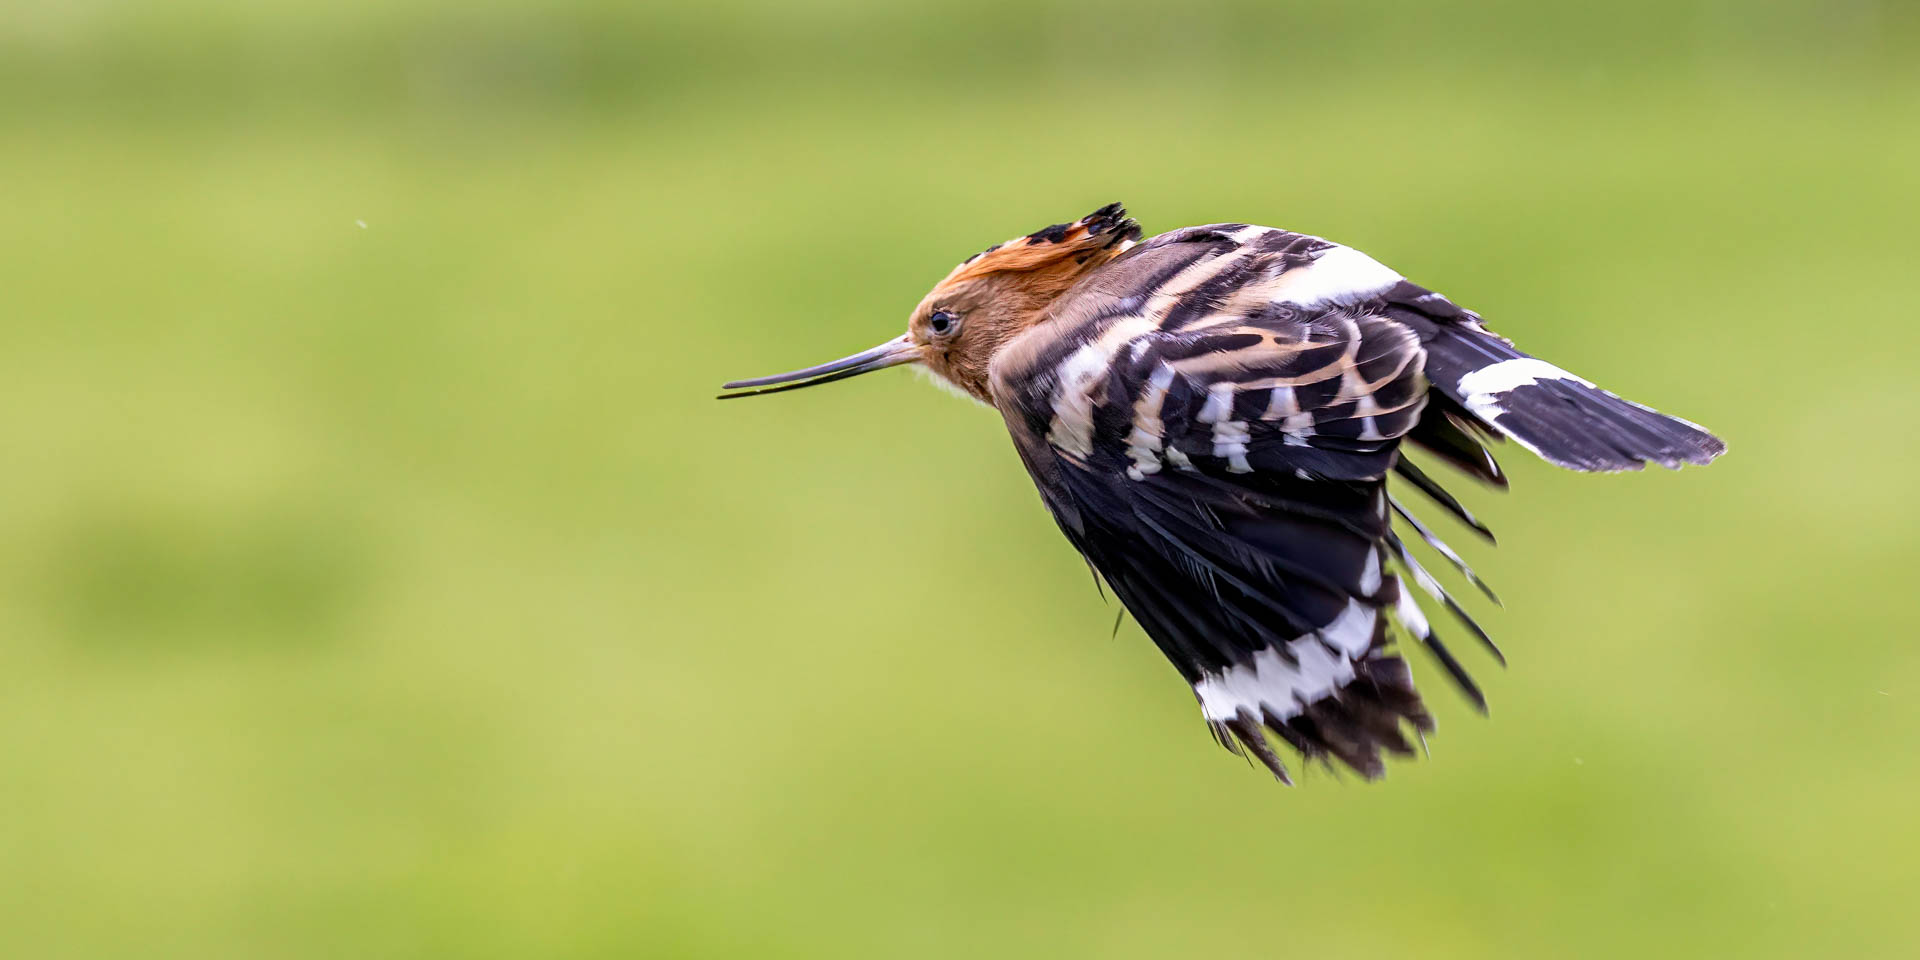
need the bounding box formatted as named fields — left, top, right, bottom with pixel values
left=910, top=202, right=1142, bottom=402
left=717, top=203, right=1142, bottom=404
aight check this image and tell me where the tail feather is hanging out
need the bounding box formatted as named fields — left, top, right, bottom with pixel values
left=1422, top=333, right=1726, bottom=472
left=1381, top=281, right=1725, bottom=472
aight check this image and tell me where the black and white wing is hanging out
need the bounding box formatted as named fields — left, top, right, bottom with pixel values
left=988, top=226, right=1474, bottom=781
left=988, top=222, right=1723, bottom=782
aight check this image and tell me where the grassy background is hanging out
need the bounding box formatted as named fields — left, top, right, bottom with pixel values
left=4, top=1, right=1918, bottom=957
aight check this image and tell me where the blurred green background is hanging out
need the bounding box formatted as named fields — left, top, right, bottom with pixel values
left=4, top=1, right=1918, bottom=957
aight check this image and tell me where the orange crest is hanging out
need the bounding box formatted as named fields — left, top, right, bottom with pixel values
left=936, top=202, right=1143, bottom=290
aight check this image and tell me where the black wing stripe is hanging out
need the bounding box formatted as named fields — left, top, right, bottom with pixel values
left=1129, top=507, right=1353, bottom=621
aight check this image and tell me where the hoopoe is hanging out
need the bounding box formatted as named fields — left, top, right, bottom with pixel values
left=720, top=203, right=1724, bottom=783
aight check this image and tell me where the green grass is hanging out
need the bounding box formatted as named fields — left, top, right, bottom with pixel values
left=3, top=2, right=1918, bottom=957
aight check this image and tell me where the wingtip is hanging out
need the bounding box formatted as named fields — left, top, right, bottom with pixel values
left=1681, top=436, right=1730, bottom=468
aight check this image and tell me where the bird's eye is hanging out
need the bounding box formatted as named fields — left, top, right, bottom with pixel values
left=928, top=310, right=959, bottom=337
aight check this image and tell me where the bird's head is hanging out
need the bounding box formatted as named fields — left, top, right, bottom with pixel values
left=720, top=203, right=1141, bottom=403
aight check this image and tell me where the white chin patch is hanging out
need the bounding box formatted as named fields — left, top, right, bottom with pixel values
left=1273, top=244, right=1404, bottom=307
left=1455, top=357, right=1594, bottom=420
left=911, top=364, right=988, bottom=405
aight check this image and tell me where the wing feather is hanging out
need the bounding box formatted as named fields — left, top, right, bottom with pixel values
left=982, top=220, right=1720, bottom=782
left=989, top=226, right=1481, bottom=780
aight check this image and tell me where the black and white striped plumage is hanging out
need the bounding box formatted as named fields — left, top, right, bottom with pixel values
left=722, top=204, right=1725, bottom=784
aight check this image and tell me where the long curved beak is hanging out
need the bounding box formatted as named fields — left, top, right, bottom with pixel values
left=717, top=334, right=922, bottom=399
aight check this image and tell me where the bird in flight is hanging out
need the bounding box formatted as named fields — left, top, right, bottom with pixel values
left=719, top=203, right=1724, bottom=783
